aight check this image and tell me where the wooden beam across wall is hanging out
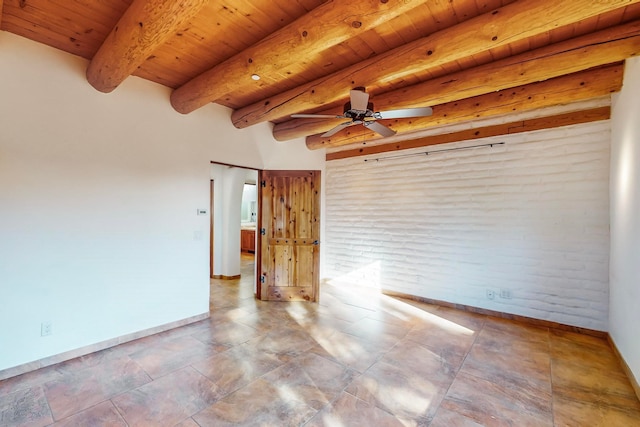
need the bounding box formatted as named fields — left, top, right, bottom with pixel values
left=273, top=20, right=640, bottom=141
left=169, top=0, right=431, bottom=114
left=306, top=63, right=623, bottom=150
left=234, top=0, right=638, bottom=130
left=326, top=107, right=611, bottom=161
left=0, top=0, right=4, bottom=30
left=86, top=0, right=208, bottom=93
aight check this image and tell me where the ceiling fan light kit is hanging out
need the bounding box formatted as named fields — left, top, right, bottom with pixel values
left=291, top=87, right=433, bottom=138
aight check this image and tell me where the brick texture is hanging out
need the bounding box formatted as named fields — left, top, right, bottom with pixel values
left=324, top=122, right=610, bottom=330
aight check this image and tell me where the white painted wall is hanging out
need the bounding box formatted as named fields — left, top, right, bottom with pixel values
left=610, top=56, right=640, bottom=384
left=325, top=122, right=611, bottom=330
left=0, top=32, right=324, bottom=372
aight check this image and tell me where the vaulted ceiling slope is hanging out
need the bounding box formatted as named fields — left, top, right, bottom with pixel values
left=2, top=0, right=639, bottom=151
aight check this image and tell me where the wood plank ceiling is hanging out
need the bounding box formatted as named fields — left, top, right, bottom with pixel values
left=2, top=0, right=639, bottom=153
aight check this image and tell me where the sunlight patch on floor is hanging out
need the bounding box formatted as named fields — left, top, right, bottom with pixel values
left=319, top=413, right=347, bottom=427
left=276, top=383, right=301, bottom=403
left=324, top=276, right=475, bottom=336
left=284, top=302, right=316, bottom=321
left=356, top=375, right=439, bottom=417
left=386, top=382, right=438, bottom=414
left=312, top=331, right=366, bottom=365
left=383, top=297, right=475, bottom=336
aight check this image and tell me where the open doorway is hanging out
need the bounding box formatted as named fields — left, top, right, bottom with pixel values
left=209, top=163, right=322, bottom=304
left=240, top=182, right=257, bottom=255
left=209, top=163, right=258, bottom=298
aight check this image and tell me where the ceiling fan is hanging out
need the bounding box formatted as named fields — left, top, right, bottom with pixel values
left=291, top=87, right=433, bottom=138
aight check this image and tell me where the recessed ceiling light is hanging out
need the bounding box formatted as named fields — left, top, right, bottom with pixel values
left=251, top=74, right=261, bottom=81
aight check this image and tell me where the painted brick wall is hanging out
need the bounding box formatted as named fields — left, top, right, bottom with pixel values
left=324, top=121, right=610, bottom=331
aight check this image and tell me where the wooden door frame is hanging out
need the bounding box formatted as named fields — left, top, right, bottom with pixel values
left=209, top=161, right=260, bottom=291
left=209, top=179, right=214, bottom=278
left=256, top=170, right=264, bottom=298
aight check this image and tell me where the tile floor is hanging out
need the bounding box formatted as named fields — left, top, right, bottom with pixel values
left=1, top=254, right=640, bottom=426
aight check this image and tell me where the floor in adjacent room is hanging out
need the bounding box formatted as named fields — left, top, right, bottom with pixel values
left=1, top=254, right=640, bottom=426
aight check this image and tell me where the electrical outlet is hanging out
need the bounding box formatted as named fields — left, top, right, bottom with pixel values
left=486, top=289, right=495, bottom=300
left=500, top=289, right=512, bottom=299
left=41, top=321, right=52, bottom=337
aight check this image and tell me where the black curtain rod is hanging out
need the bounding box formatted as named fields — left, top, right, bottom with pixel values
left=364, top=141, right=506, bottom=162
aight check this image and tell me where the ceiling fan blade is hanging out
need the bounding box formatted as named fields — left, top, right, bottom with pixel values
left=350, top=89, right=370, bottom=111
left=322, top=120, right=360, bottom=137
left=375, top=107, right=433, bottom=119
left=291, top=113, right=345, bottom=119
left=364, top=120, right=396, bottom=137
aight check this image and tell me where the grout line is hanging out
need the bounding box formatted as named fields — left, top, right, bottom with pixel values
left=433, top=312, right=487, bottom=416
left=547, top=328, right=556, bottom=427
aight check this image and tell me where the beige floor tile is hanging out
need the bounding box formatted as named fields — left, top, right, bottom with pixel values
left=549, top=329, right=620, bottom=372
left=382, top=338, right=459, bottom=380
left=190, top=319, right=260, bottom=347
left=342, top=316, right=411, bottom=344
left=173, top=418, right=201, bottom=427
left=112, top=366, right=220, bottom=427
left=553, top=393, right=640, bottom=427
left=483, top=316, right=550, bottom=344
left=551, top=357, right=640, bottom=409
left=430, top=406, right=485, bottom=427
left=51, top=400, right=127, bottom=427
left=431, top=306, right=487, bottom=332
left=128, top=334, right=223, bottom=379
left=242, top=327, right=319, bottom=363
left=308, top=329, right=394, bottom=373
left=43, top=356, right=151, bottom=420
left=405, top=320, right=478, bottom=368
left=193, top=378, right=317, bottom=427
left=0, top=386, right=53, bottom=427
left=261, top=352, right=358, bottom=410
left=461, top=326, right=552, bottom=398
left=0, top=366, right=62, bottom=398
left=306, top=391, right=408, bottom=427
left=192, top=343, right=285, bottom=396
left=346, top=352, right=454, bottom=423
left=440, top=370, right=554, bottom=426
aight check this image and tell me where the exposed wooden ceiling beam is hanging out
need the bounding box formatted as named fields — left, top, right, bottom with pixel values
left=0, top=0, right=4, bottom=29
left=169, top=0, right=430, bottom=114
left=326, top=107, right=611, bottom=161
left=86, top=0, right=208, bottom=93
left=272, top=22, right=639, bottom=141
left=232, top=0, right=638, bottom=130
left=305, top=64, right=623, bottom=150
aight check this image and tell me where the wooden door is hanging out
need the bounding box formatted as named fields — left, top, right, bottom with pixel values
left=257, top=170, right=321, bottom=302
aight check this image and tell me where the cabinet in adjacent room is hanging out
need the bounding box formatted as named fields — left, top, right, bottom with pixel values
left=241, top=229, right=256, bottom=253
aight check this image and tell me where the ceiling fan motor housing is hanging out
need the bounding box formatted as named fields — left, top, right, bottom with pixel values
left=343, top=101, right=375, bottom=120
left=292, top=87, right=431, bottom=138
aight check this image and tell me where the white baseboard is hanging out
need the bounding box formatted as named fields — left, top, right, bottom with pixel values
left=0, top=312, right=210, bottom=381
